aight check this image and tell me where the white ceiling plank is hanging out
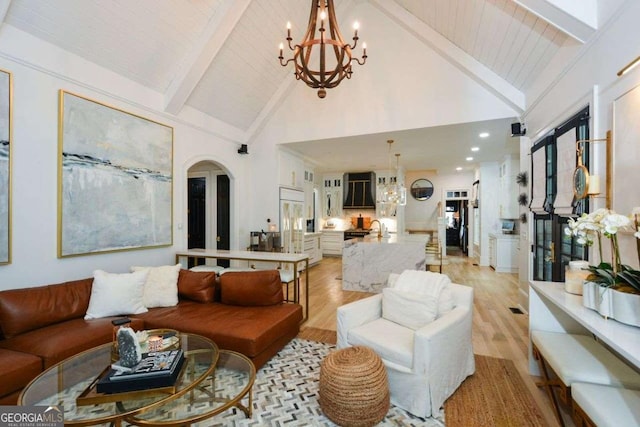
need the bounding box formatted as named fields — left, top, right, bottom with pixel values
left=371, top=0, right=525, bottom=113
left=512, top=0, right=596, bottom=43
left=163, top=0, right=252, bottom=115
left=0, top=0, right=11, bottom=23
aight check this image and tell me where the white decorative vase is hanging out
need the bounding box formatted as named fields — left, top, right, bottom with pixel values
left=611, top=289, right=640, bottom=327
left=583, top=282, right=640, bottom=327
left=582, top=281, right=613, bottom=317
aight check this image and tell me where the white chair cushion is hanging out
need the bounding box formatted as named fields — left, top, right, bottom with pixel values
left=438, top=286, right=454, bottom=317
left=382, top=287, right=438, bottom=330
left=190, top=265, right=225, bottom=274
left=573, top=383, right=640, bottom=427
left=388, top=270, right=454, bottom=318
left=219, top=268, right=256, bottom=275
left=348, top=318, right=414, bottom=369
left=531, top=331, right=640, bottom=388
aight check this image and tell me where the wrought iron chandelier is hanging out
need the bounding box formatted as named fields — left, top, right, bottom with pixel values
left=377, top=140, right=406, bottom=217
left=278, top=0, right=367, bottom=98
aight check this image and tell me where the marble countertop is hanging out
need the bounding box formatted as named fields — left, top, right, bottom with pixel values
left=345, top=233, right=429, bottom=245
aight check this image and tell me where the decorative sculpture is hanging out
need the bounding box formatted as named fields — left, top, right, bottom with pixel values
left=117, top=327, right=142, bottom=367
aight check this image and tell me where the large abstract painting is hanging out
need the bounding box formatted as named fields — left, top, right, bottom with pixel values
left=58, top=91, right=173, bottom=257
left=0, top=69, right=11, bottom=264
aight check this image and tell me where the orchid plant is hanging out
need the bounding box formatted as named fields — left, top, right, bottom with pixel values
left=566, top=208, right=640, bottom=292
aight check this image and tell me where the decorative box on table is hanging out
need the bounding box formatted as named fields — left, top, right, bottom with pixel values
left=97, top=349, right=185, bottom=394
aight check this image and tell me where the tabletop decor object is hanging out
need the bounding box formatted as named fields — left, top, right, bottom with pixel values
left=567, top=208, right=640, bottom=326
left=97, top=349, right=185, bottom=394
left=117, top=327, right=142, bottom=368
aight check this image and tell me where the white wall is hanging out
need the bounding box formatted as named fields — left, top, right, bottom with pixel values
left=478, top=162, right=500, bottom=266
left=404, top=169, right=474, bottom=231
left=523, top=0, right=640, bottom=273
left=0, top=27, right=249, bottom=289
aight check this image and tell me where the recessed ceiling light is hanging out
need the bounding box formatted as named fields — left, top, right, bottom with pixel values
left=456, top=167, right=462, bottom=171
left=479, top=132, right=489, bottom=138
left=466, top=157, right=473, bottom=161
left=471, top=147, right=479, bottom=152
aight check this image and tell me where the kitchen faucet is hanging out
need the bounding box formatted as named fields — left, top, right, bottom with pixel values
left=370, top=220, right=383, bottom=239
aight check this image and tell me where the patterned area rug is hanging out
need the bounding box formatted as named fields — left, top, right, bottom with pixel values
left=203, top=338, right=443, bottom=426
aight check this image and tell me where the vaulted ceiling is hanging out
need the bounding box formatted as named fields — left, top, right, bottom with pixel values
left=1, top=0, right=606, bottom=172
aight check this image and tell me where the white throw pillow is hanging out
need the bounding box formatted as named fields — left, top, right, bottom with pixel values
left=131, top=264, right=181, bottom=308
left=85, top=270, right=149, bottom=319
left=382, top=287, right=438, bottom=330
left=438, top=285, right=455, bottom=317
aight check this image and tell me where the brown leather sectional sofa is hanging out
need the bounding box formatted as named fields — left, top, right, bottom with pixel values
left=0, top=269, right=302, bottom=404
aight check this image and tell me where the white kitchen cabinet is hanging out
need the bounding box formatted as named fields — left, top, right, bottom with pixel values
left=304, top=233, right=322, bottom=265
left=489, top=233, right=519, bottom=273
left=499, top=155, right=519, bottom=219
left=322, top=174, right=343, bottom=218
left=279, top=150, right=304, bottom=190
left=321, top=230, right=343, bottom=256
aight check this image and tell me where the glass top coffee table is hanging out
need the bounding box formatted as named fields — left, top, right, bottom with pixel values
left=19, top=332, right=255, bottom=426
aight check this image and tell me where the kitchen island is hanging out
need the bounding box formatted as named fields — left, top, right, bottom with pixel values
left=342, top=234, right=429, bottom=292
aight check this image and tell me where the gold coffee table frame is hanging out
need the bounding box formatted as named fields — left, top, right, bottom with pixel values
left=124, top=350, right=256, bottom=426
left=19, top=332, right=219, bottom=427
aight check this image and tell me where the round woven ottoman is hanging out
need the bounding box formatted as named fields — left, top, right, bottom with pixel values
left=319, top=346, right=390, bottom=426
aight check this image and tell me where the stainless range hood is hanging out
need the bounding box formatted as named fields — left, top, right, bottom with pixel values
left=343, top=172, right=376, bottom=209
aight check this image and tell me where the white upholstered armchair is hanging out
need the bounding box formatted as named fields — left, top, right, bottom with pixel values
left=337, top=274, right=475, bottom=418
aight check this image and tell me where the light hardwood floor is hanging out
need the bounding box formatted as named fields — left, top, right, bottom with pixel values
left=299, top=253, right=562, bottom=427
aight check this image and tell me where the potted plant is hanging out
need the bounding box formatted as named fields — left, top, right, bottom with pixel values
left=566, top=208, right=640, bottom=326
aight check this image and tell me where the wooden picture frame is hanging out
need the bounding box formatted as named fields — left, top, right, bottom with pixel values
left=58, top=91, right=173, bottom=257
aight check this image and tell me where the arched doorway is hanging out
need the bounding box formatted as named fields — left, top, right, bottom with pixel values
left=187, top=160, right=231, bottom=268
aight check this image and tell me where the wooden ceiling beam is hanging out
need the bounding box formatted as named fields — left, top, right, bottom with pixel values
left=0, top=0, right=12, bottom=23
left=163, top=0, right=251, bottom=115
left=513, top=0, right=596, bottom=44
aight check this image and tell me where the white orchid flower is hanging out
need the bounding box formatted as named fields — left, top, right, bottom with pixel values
left=602, top=213, right=631, bottom=235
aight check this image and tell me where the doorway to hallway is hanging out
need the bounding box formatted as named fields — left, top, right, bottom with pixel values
left=187, top=161, right=230, bottom=268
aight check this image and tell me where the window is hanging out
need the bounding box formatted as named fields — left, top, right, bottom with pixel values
left=533, top=215, right=588, bottom=281
left=531, top=107, right=590, bottom=282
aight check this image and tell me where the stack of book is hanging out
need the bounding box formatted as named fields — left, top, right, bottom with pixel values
left=97, top=349, right=185, bottom=394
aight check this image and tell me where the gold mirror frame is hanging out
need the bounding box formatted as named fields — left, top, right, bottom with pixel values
left=410, top=178, right=434, bottom=201
left=572, top=164, right=589, bottom=199
left=574, top=131, right=612, bottom=207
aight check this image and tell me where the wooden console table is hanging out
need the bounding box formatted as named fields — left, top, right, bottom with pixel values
left=529, top=280, right=640, bottom=374
left=176, top=249, right=310, bottom=322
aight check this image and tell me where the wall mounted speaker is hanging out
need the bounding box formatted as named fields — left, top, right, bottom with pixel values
left=238, top=144, right=248, bottom=154
left=511, top=122, right=526, bottom=136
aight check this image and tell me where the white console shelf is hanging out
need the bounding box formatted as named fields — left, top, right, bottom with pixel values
left=529, top=280, right=640, bottom=374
